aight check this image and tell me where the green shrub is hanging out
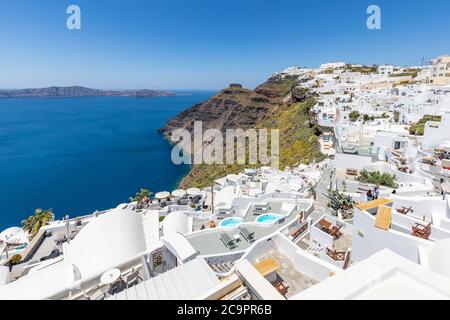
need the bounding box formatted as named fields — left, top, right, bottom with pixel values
left=409, top=115, right=442, bottom=136
left=357, top=170, right=398, bottom=188
left=325, top=190, right=355, bottom=212
left=349, top=111, right=360, bottom=122
left=9, top=254, right=22, bottom=266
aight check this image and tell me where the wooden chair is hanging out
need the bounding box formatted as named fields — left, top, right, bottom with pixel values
left=412, top=223, right=432, bottom=240
left=274, top=281, right=289, bottom=296
left=397, top=206, right=413, bottom=215
left=330, top=224, right=343, bottom=239
left=319, top=219, right=332, bottom=232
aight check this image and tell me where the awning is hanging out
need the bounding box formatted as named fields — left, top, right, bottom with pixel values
left=187, top=188, right=202, bottom=196
left=374, top=206, right=392, bottom=231
left=155, top=191, right=171, bottom=200
left=356, top=198, right=393, bottom=212
left=171, top=189, right=186, bottom=198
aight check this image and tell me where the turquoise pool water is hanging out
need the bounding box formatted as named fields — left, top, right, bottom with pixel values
left=256, top=214, right=283, bottom=224
left=219, top=217, right=243, bottom=229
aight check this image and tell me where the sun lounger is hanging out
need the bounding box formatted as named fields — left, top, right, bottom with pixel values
left=240, top=228, right=256, bottom=243
left=253, top=204, right=270, bottom=215
left=397, top=206, right=413, bottom=215
left=220, top=233, right=237, bottom=250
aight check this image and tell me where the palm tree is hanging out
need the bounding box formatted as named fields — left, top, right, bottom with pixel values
left=21, top=216, right=35, bottom=236
left=130, top=188, right=153, bottom=204
left=22, top=208, right=54, bottom=237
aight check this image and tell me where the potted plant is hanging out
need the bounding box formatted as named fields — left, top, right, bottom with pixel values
left=9, top=254, right=22, bottom=271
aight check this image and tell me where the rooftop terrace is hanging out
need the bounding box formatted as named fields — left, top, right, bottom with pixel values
left=187, top=201, right=313, bottom=256
left=256, top=249, right=319, bottom=298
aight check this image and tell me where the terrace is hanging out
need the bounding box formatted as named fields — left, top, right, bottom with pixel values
left=243, top=201, right=303, bottom=223
left=238, top=233, right=340, bottom=299
left=309, top=214, right=353, bottom=264
left=187, top=215, right=296, bottom=256
left=186, top=200, right=314, bottom=257
left=352, top=198, right=450, bottom=263
left=253, top=250, right=319, bottom=299
left=4, top=221, right=87, bottom=281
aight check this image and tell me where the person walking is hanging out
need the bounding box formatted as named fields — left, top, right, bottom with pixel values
left=374, top=186, right=380, bottom=200
left=367, top=189, right=373, bottom=201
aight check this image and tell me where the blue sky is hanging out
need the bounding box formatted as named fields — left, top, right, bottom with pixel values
left=1, top=0, right=450, bottom=90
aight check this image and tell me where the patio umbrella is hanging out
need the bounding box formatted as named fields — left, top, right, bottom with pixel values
left=187, top=188, right=202, bottom=196
left=155, top=191, right=171, bottom=200
left=172, top=189, right=186, bottom=198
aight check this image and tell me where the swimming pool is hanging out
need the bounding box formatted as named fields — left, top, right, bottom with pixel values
left=255, top=213, right=284, bottom=225
left=219, top=217, right=243, bottom=229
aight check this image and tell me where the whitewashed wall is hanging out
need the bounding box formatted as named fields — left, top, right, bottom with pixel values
left=352, top=208, right=433, bottom=263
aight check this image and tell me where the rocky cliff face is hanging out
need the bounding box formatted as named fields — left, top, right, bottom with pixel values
left=163, top=79, right=296, bottom=138
left=163, top=77, right=324, bottom=189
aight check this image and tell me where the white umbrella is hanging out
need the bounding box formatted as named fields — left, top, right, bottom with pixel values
left=155, top=191, right=171, bottom=200
left=187, top=188, right=202, bottom=196
left=0, top=227, right=22, bottom=242
left=172, top=189, right=186, bottom=198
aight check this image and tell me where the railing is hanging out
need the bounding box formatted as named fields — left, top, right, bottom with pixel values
left=412, top=223, right=432, bottom=240
left=326, top=248, right=346, bottom=261
left=289, top=221, right=309, bottom=241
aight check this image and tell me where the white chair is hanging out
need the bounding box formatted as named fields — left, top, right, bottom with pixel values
left=122, top=267, right=143, bottom=288
left=82, top=284, right=109, bottom=300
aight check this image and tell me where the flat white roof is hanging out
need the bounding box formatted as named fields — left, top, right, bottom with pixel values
left=291, top=249, right=450, bottom=300
left=0, top=261, right=73, bottom=300
left=109, top=257, right=219, bottom=300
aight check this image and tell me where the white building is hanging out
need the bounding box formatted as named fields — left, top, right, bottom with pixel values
left=430, top=56, right=450, bottom=86
left=378, top=65, right=394, bottom=76
left=319, top=62, right=346, bottom=70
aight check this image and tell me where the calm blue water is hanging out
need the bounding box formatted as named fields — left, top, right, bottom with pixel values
left=0, top=92, right=215, bottom=230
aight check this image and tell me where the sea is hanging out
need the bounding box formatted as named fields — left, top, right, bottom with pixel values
left=0, top=91, right=215, bottom=230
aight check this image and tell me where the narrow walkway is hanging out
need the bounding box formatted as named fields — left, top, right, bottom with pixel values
left=310, top=167, right=334, bottom=222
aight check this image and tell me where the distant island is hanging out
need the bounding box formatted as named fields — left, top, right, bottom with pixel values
left=163, top=78, right=325, bottom=189
left=0, top=86, right=176, bottom=99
